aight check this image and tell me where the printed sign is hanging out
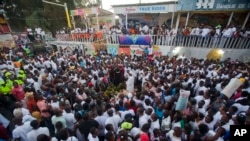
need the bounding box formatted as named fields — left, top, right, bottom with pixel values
left=70, top=9, right=84, bottom=16
left=178, top=0, right=250, bottom=11
left=221, top=78, right=243, bottom=98
left=118, top=46, right=130, bottom=55
left=175, top=89, right=190, bottom=111
left=114, top=5, right=169, bottom=14
left=70, top=7, right=99, bottom=16
left=130, top=45, right=144, bottom=56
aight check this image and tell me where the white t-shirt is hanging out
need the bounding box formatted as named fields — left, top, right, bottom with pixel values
left=63, top=112, right=76, bottom=131
left=105, top=115, right=122, bottom=132
left=139, top=114, right=149, bottom=129
left=130, top=127, right=141, bottom=138
left=95, top=115, right=107, bottom=136
left=27, top=127, right=50, bottom=141
left=166, top=130, right=181, bottom=141
left=150, top=119, right=160, bottom=134
left=206, top=130, right=224, bottom=141
left=88, top=133, right=99, bottom=141
left=12, top=122, right=33, bottom=141
left=120, top=109, right=135, bottom=121
left=51, top=136, right=78, bottom=141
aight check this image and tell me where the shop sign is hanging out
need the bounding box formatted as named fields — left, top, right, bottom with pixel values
left=178, top=0, right=250, bottom=11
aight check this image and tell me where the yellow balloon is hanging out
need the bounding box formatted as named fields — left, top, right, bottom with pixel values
left=207, top=48, right=223, bottom=60
left=239, top=78, right=245, bottom=83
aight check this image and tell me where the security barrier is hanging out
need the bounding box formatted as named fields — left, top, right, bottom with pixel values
left=55, top=33, right=250, bottom=49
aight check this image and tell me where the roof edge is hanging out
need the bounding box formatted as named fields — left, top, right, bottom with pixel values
left=112, top=1, right=178, bottom=7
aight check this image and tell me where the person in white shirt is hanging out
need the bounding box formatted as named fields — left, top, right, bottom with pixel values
left=105, top=109, right=122, bottom=133
left=88, top=127, right=99, bottom=141
left=142, top=24, right=149, bottom=34
left=63, top=105, right=76, bottom=131
left=198, top=123, right=224, bottom=141
left=222, top=26, right=232, bottom=37
left=166, top=126, right=182, bottom=141
left=149, top=113, right=160, bottom=134
left=215, top=25, right=221, bottom=37
left=51, top=128, right=78, bottom=141
left=126, top=71, right=135, bottom=93
left=94, top=107, right=107, bottom=140
left=33, top=77, right=42, bottom=93
left=27, top=120, right=50, bottom=141
left=190, top=26, right=201, bottom=36
left=137, top=107, right=148, bottom=129
left=120, top=103, right=135, bottom=121
left=201, top=26, right=210, bottom=37
left=197, top=100, right=206, bottom=116
left=161, top=110, right=171, bottom=132
left=195, top=80, right=208, bottom=96
left=13, top=102, right=30, bottom=118
left=12, top=117, right=33, bottom=141
left=43, top=58, right=52, bottom=72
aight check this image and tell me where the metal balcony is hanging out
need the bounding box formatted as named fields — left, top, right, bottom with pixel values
left=55, top=33, right=250, bottom=49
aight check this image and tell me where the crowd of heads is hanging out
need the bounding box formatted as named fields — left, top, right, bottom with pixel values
left=0, top=44, right=250, bottom=141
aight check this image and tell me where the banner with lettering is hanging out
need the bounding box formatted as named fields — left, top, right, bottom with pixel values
left=107, top=44, right=118, bottom=56
left=221, top=78, right=243, bottom=98
left=118, top=46, right=130, bottom=55
left=56, top=34, right=70, bottom=41
left=175, top=89, right=190, bottom=111
left=119, top=35, right=151, bottom=45
left=130, top=45, right=144, bottom=56
left=113, top=5, right=169, bottom=14
left=178, top=0, right=250, bottom=11
left=70, top=9, right=84, bottom=16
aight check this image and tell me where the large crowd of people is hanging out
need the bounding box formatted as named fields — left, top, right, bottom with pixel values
left=105, top=23, right=250, bottom=38
left=0, top=41, right=250, bottom=141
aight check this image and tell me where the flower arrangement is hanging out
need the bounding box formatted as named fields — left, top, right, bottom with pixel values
left=104, top=83, right=126, bottom=98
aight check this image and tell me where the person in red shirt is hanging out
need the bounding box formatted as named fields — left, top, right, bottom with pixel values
left=26, top=93, right=37, bottom=113
left=11, top=82, right=25, bottom=101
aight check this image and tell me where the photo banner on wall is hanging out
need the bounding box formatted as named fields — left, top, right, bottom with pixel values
left=130, top=45, right=148, bottom=56
left=107, top=44, right=118, bottom=56
left=86, top=43, right=95, bottom=55
left=153, top=45, right=162, bottom=56
left=119, top=35, right=151, bottom=45
left=118, top=46, right=130, bottom=55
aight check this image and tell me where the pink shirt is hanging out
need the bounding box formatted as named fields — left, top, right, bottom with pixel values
left=11, top=85, right=25, bottom=101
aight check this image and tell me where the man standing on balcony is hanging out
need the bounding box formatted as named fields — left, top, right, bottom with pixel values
left=201, top=25, right=210, bottom=37
left=215, top=25, right=222, bottom=37
left=142, top=24, right=149, bottom=35
left=190, top=26, right=201, bottom=36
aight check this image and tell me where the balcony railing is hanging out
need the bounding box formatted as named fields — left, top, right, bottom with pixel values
left=55, top=34, right=250, bottom=49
